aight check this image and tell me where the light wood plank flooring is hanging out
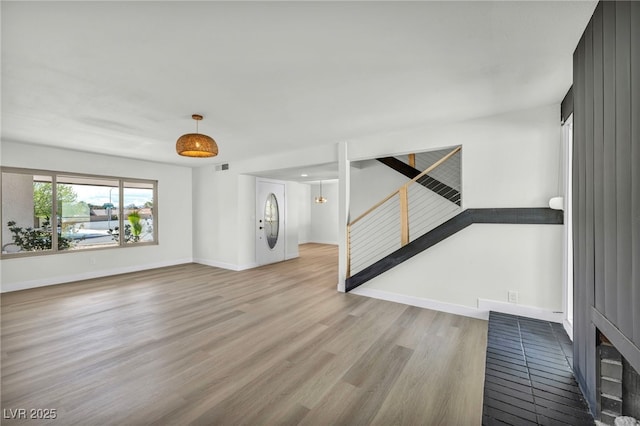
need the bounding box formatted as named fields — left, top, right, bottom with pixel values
left=1, top=243, right=488, bottom=425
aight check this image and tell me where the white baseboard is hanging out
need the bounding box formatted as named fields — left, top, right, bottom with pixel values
left=1, top=258, right=194, bottom=293
left=349, top=287, right=489, bottom=320
left=477, top=298, right=564, bottom=323
left=347, top=289, right=564, bottom=323
left=194, top=257, right=300, bottom=271
left=193, top=258, right=259, bottom=271
left=307, top=239, right=339, bottom=245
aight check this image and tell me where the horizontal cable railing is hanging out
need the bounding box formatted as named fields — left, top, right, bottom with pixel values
left=348, top=146, right=462, bottom=277
left=414, top=149, right=461, bottom=192
left=408, top=183, right=460, bottom=240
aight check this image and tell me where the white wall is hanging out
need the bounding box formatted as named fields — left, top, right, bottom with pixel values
left=362, top=224, right=562, bottom=310
left=192, top=166, right=243, bottom=269
left=238, top=174, right=258, bottom=266
left=0, top=141, right=193, bottom=292
left=349, top=160, right=409, bottom=220
left=348, top=105, right=560, bottom=209
left=346, top=104, right=564, bottom=319
left=309, top=181, right=339, bottom=245
left=296, top=184, right=311, bottom=244
left=192, top=143, right=337, bottom=270
left=286, top=181, right=311, bottom=247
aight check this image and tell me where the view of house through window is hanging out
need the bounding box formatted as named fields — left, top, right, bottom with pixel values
left=123, top=182, right=154, bottom=244
left=1, top=169, right=157, bottom=256
left=2, top=173, right=54, bottom=253
left=57, top=175, right=120, bottom=251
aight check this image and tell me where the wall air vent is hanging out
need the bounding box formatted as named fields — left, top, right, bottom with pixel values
left=215, top=163, right=229, bottom=172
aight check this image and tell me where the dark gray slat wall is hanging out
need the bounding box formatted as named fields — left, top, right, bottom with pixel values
left=561, top=87, right=573, bottom=124
left=584, top=10, right=595, bottom=336
left=614, top=1, right=633, bottom=339
left=572, top=0, right=640, bottom=413
left=574, top=24, right=596, bottom=410
left=632, top=2, right=640, bottom=346
left=593, top=6, right=605, bottom=316
left=602, top=0, right=618, bottom=328
left=584, top=20, right=597, bottom=410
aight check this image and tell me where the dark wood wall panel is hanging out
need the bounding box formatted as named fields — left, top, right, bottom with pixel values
left=572, top=0, right=640, bottom=415
left=584, top=18, right=596, bottom=335
left=561, top=87, right=573, bottom=124
left=573, top=28, right=591, bottom=404
left=632, top=1, right=640, bottom=345
left=614, top=1, right=633, bottom=338
left=592, top=6, right=605, bottom=314
left=584, top=20, right=598, bottom=407
left=602, top=0, right=618, bottom=327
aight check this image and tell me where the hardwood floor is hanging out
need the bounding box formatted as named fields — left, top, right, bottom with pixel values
left=1, top=243, right=488, bottom=425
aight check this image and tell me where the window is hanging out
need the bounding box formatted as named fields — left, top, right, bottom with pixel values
left=123, top=181, right=155, bottom=244
left=1, top=168, right=157, bottom=257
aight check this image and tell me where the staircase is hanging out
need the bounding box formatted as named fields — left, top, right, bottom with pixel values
left=376, top=155, right=461, bottom=205
left=347, top=147, right=462, bottom=280
left=346, top=147, right=563, bottom=292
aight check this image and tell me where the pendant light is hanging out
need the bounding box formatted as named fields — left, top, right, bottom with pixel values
left=176, top=114, right=218, bottom=158
left=315, top=181, right=327, bottom=203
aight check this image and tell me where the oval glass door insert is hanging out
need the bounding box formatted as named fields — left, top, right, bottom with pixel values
left=264, top=193, right=279, bottom=249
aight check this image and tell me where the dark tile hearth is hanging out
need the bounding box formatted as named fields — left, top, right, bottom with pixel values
left=482, top=312, right=594, bottom=426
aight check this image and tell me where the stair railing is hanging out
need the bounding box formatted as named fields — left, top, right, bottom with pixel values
left=347, top=146, right=462, bottom=277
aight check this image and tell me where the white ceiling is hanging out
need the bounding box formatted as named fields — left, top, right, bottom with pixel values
left=2, top=1, right=596, bottom=176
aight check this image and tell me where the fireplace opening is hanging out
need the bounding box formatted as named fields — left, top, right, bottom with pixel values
left=597, top=330, right=640, bottom=425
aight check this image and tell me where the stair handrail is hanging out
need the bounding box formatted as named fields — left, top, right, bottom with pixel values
left=347, top=145, right=461, bottom=277
left=348, top=146, right=461, bottom=227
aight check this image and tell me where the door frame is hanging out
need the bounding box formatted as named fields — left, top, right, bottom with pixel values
left=255, top=177, right=286, bottom=266
left=562, top=114, right=574, bottom=340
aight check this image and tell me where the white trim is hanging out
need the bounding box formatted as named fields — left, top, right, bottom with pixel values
left=349, top=289, right=564, bottom=323
left=307, top=239, right=339, bottom=245
left=0, top=258, right=193, bottom=293
left=561, top=114, right=574, bottom=331
left=193, top=258, right=259, bottom=271
left=350, top=287, right=489, bottom=320
left=563, top=319, right=574, bottom=341
left=337, top=140, right=349, bottom=293
left=285, top=252, right=299, bottom=261
left=477, top=298, right=564, bottom=323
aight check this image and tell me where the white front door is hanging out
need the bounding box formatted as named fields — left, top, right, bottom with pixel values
left=256, top=179, right=285, bottom=265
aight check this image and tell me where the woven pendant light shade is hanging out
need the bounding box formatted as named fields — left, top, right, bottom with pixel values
left=176, top=115, right=218, bottom=158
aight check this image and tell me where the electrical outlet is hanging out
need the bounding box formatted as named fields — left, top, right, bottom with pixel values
left=508, top=291, right=518, bottom=304
left=90, top=257, right=96, bottom=265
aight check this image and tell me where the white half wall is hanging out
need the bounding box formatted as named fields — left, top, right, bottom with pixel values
left=359, top=224, right=564, bottom=317
left=0, top=141, right=193, bottom=292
